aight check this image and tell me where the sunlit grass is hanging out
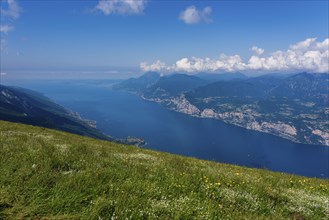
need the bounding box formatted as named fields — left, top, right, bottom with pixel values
left=0, top=120, right=328, bottom=219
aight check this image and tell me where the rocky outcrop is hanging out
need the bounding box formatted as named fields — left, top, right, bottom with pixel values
left=169, top=95, right=201, bottom=116
left=312, top=130, right=329, bottom=146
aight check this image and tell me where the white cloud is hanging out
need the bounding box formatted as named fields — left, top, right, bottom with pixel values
left=140, top=38, right=329, bottom=74
left=246, top=38, right=329, bottom=73
left=173, top=55, right=246, bottom=72
left=140, top=60, right=166, bottom=72
left=179, top=5, right=212, bottom=24
left=290, top=38, right=316, bottom=51
left=1, top=0, right=21, bottom=36
left=0, top=25, right=15, bottom=34
left=95, top=0, right=147, bottom=15
left=1, top=0, right=21, bottom=19
left=0, top=73, right=8, bottom=76
left=251, top=46, right=264, bottom=55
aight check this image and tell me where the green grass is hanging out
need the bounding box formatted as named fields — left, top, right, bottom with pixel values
left=0, top=120, right=328, bottom=219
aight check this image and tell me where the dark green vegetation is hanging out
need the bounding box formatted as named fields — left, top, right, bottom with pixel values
left=0, top=85, right=111, bottom=141
left=114, top=72, right=209, bottom=98
left=115, top=72, right=329, bottom=146
left=195, top=72, right=248, bottom=81
left=113, top=71, right=161, bottom=93
left=143, top=74, right=208, bottom=99
left=1, top=120, right=328, bottom=219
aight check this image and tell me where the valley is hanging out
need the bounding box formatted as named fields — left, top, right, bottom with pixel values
left=2, top=79, right=328, bottom=178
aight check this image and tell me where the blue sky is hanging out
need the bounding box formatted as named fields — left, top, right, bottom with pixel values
left=1, top=0, right=328, bottom=79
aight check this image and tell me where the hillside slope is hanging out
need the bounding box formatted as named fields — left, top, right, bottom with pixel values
left=185, top=73, right=329, bottom=145
left=0, top=120, right=328, bottom=219
left=113, top=72, right=161, bottom=93
left=0, top=85, right=112, bottom=141
left=0, top=85, right=145, bottom=147
left=143, top=74, right=208, bottom=99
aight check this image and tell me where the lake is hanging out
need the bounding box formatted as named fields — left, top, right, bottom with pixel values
left=7, top=80, right=329, bottom=178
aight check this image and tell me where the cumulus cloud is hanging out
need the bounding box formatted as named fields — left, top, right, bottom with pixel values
left=0, top=25, right=15, bottom=34
left=247, top=38, right=329, bottom=73
left=179, top=5, right=212, bottom=24
left=251, top=46, right=264, bottom=55
left=1, top=0, right=21, bottom=19
left=95, top=0, right=147, bottom=15
left=1, top=0, right=21, bottom=35
left=140, top=60, right=167, bottom=72
left=140, top=38, right=329, bottom=74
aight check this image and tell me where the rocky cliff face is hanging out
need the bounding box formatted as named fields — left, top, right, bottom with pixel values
left=157, top=95, right=329, bottom=146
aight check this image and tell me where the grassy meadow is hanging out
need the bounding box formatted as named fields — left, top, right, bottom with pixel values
left=0, top=120, right=328, bottom=219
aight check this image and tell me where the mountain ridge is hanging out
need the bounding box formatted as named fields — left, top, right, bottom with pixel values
left=115, top=72, right=329, bottom=146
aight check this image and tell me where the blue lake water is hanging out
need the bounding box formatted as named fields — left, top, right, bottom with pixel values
left=7, top=80, right=329, bottom=178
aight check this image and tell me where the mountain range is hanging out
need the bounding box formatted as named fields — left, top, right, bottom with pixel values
left=115, top=72, right=329, bottom=146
